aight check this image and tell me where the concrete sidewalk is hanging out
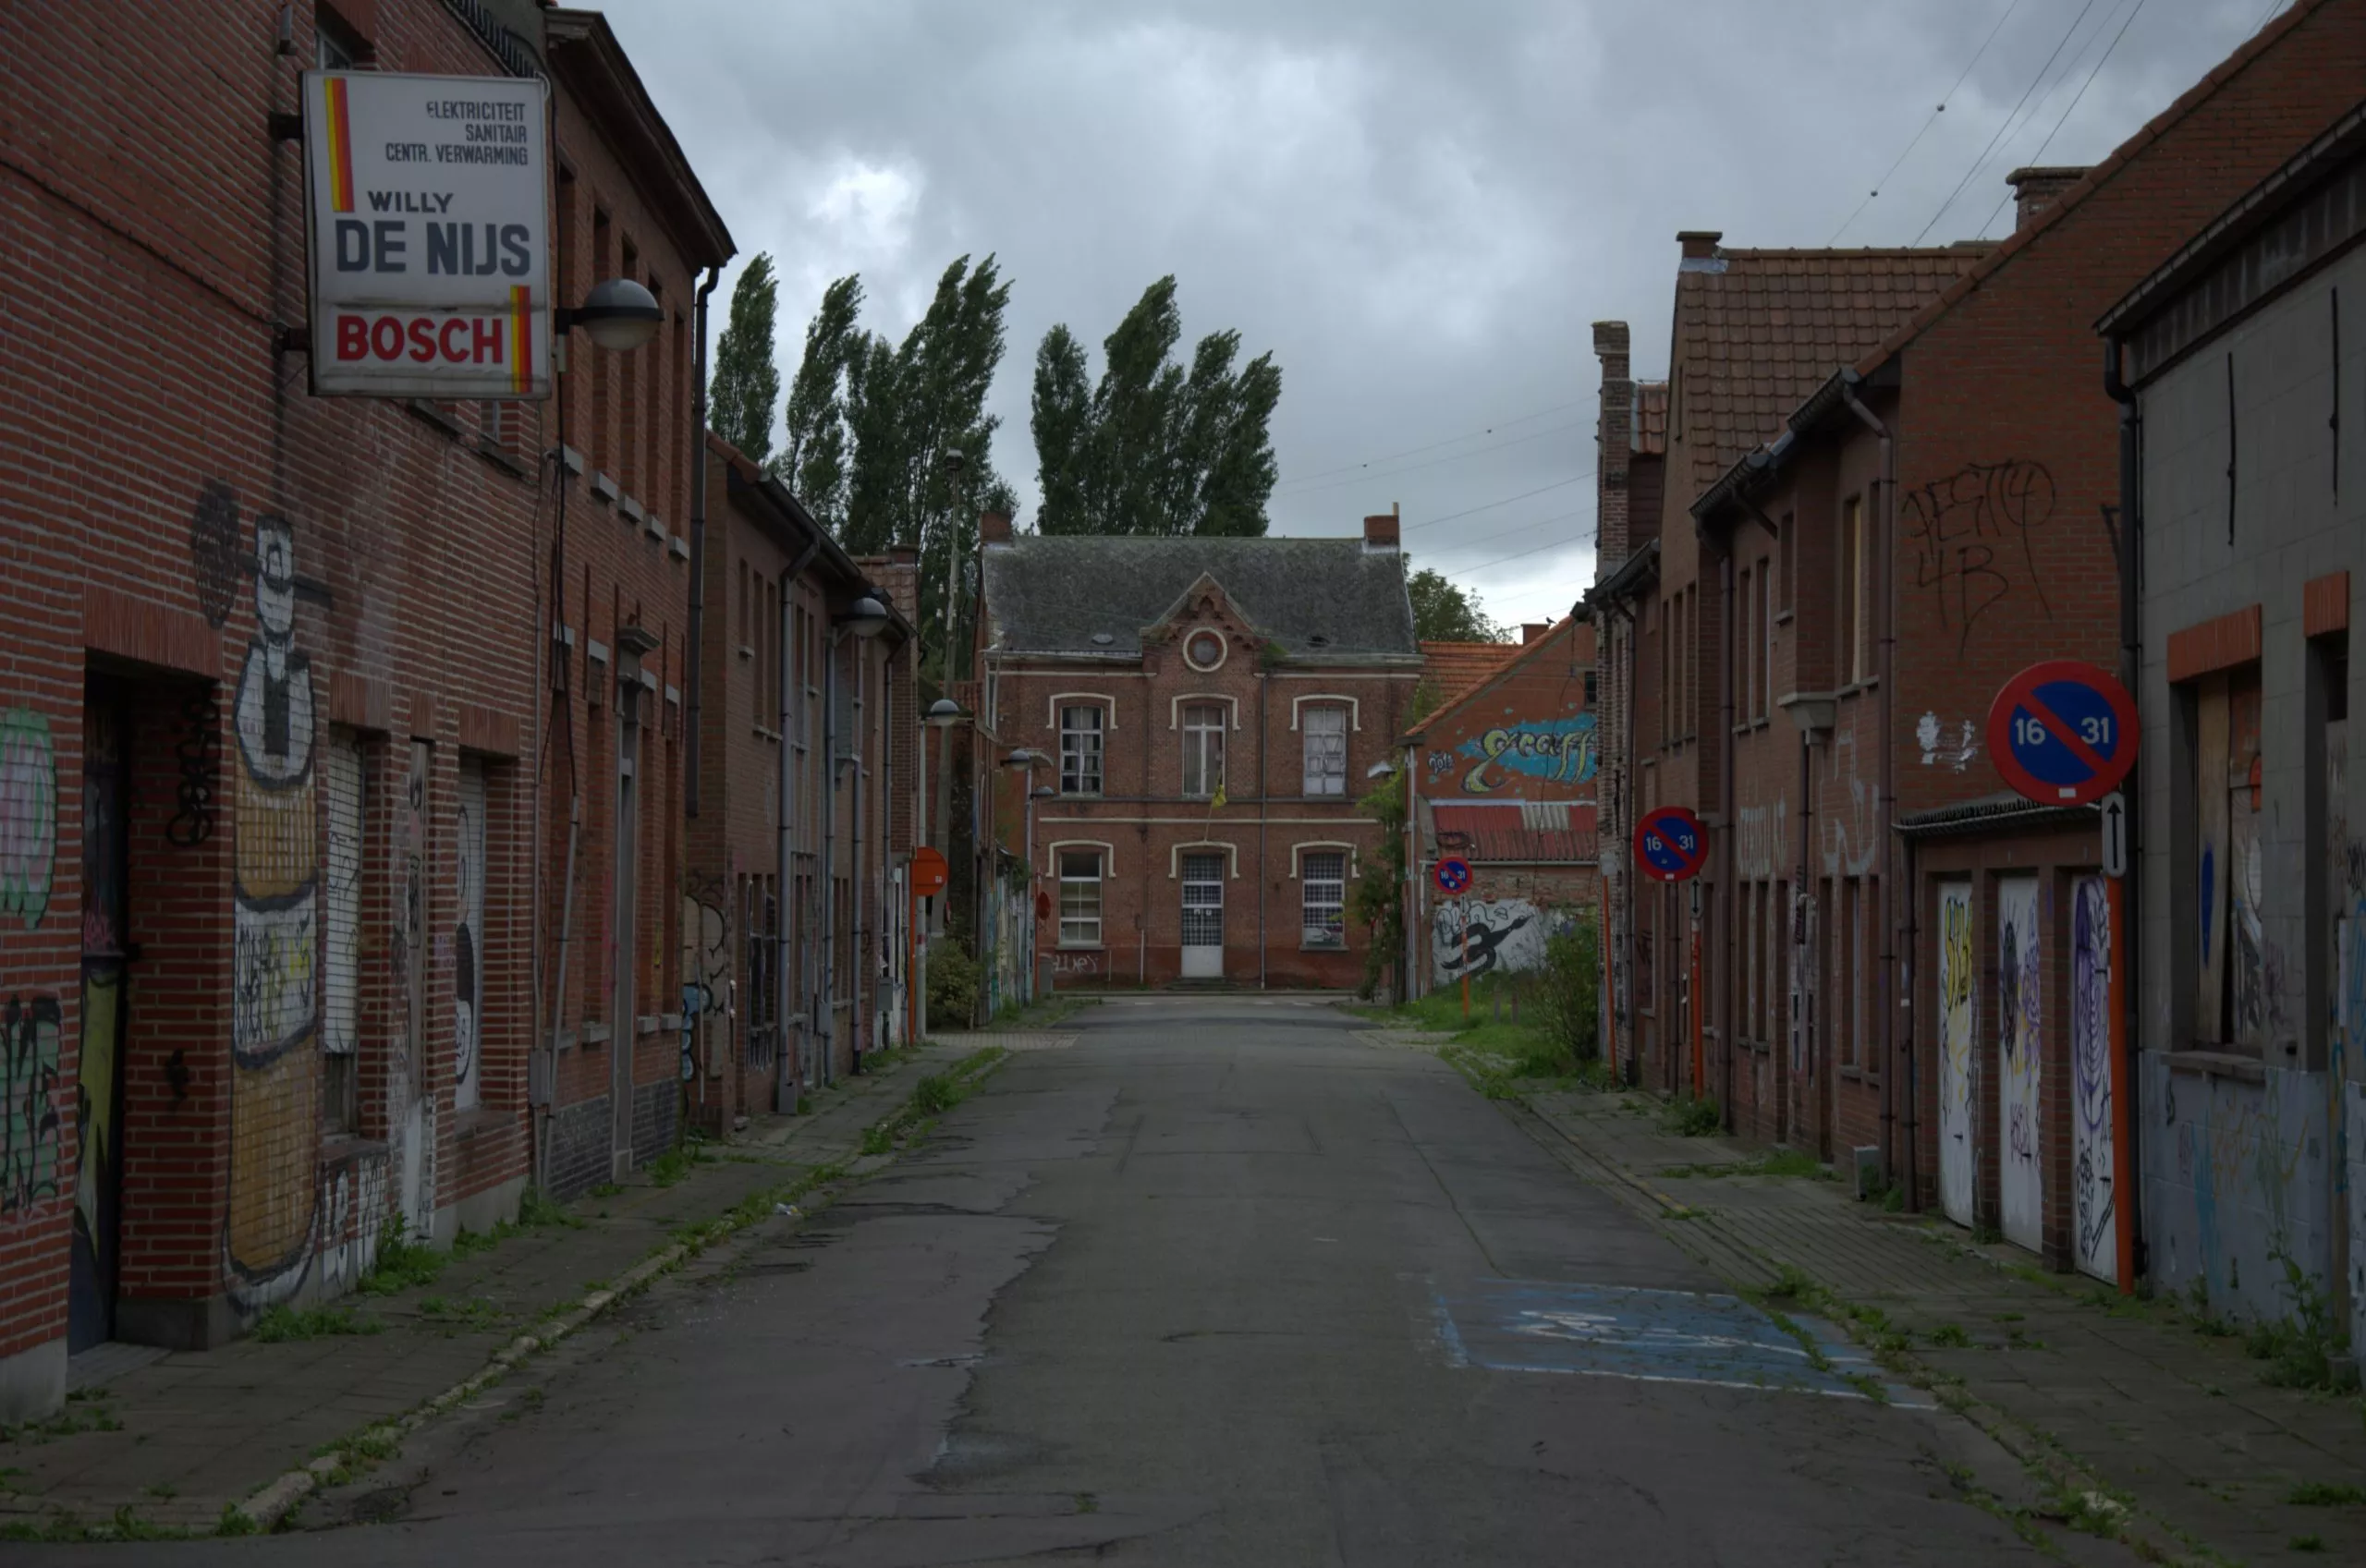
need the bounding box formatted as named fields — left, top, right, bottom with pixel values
left=1506, top=1073, right=2366, bottom=1566
left=0, top=1036, right=1043, bottom=1540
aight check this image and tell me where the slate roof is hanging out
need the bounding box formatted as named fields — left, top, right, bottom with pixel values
left=1672, top=245, right=1988, bottom=492
left=1419, top=640, right=1522, bottom=708
left=981, top=535, right=1419, bottom=659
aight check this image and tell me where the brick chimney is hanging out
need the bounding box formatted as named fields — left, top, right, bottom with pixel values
left=1361, top=512, right=1399, bottom=553
left=980, top=510, right=1013, bottom=548
left=1593, top=321, right=1632, bottom=578
left=1677, top=230, right=1723, bottom=260
left=1522, top=622, right=1551, bottom=645
left=2006, top=167, right=2088, bottom=232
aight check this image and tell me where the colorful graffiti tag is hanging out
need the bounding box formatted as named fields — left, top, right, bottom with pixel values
left=2, top=994, right=64, bottom=1215
left=0, top=707, right=56, bottom=930
left=1431, top=898, right=1572, bottom=982
left=1937, top=881, right=1976, bottom=1227
left=1454, top=716, right=1596, bottom=795
left=2070, top=876, right=2116, bottom=1282
left=1997, top=877, right=2043, bottom=1253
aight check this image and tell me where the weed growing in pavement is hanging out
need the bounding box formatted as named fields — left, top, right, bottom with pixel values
left=1926, top=1322, right=1972, bottom=1348
left=359, top=1220, right=446, bottom=1297
left=1660, top=1095, right=1722, bottom=1136
left=2287, top=1482, right=2366, bottom=1506
left=415, top=1296, right=506, bottom=1333
left=252, top=1304, right=381, bottom=1342
left=0, top=1505, right=194, bottom=1543
left=214, top=1503, right=261, bottom=1538
left=1, top=1390, right=123, bottom=1443
left=1658, top=1148, right=1829, bottom=1181
left=2291, top=1534, right=2326, bottom=1552
left=645, top=1136, right=715, bottom=1188
left=2240, top=1251, right=2360, bottom=1392
left=517, top=1185, right=580, bottom=1229
left=589, top=1182, right=624, bottom=1199
left=860, top=1048, right=1009, bottom=1153
left=144, top=1482, right=177, bottom=1501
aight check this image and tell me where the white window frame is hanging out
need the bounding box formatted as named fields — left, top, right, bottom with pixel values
left=1044, top=691, right=1118, bottom=731
left=1053, top=843, right=1109, bottom=949
left=1300, top=704, right=1348, bottom=796
left=1287, top=694, right=1361, bottom=731
left=1299, top=849, right=1348, bottom=949
left=1058, top=703, right=1106, bottom=796
left=1165, top=840, right=1240, bottom=879
left=1181, top=700, right=1227, bottom=798
left=1182, top=628, right=1229, bottom=671
left=1167, top=694, right=1239, bottom=730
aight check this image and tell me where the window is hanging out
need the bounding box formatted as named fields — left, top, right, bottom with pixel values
left=738, top=559, right=750, bottom=651
left=1059, top=849, right=1104, bottom=946
left=1185, top=630, right=1226, bottom=670
left=1842, top=495, right=1870, bottom=685
left=315, top=6, right=360, bottom=67
left=2191, top=663, right=2265, bottom=1049
left=323, top=731, right=365, bottom=1134
left=1182, top=702, right=1226, bottom=797
left=1060, top=705, right=1104, bottom=795
left=1843, top=875, right=1863, bottom=1069
left=1738, top=568, right=1753, bottom=727
left=1758, top=556, right=1774, bottom=720
left=1302, top=852, right=1347, bottom=947
left=1302, top=706, right=1347, bottom=796
left=2307, top=630, right=2348, bottom=1068
left=1779, top=512, right=1795, bottom=613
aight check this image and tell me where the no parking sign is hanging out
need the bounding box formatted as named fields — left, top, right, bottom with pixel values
left=1985, top=660, right=2138, bottom=807
left=1633, top=807, right=1709, bottom=883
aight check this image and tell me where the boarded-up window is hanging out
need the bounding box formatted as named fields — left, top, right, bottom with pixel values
left=2194, top=664, right=2265, bottom=1049
left=1301, top=706, right=1348, bottom=796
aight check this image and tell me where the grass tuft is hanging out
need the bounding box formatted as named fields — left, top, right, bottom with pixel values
left=252, top=1304, right=380, bottom=1343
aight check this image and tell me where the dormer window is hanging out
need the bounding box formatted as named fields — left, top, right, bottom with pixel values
left=1185, top=630, right=1226, bottom=671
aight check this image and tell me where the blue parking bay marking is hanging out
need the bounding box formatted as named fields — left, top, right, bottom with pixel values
left=1433, top=1280, right=1929, bottom=1405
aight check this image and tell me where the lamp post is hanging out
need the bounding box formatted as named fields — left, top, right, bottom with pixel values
left=917, top=697, right=964, bottom=1039
left=832, top=595, right=891, bottom=1075
left=1003, top=748, right=1052, bottom=1006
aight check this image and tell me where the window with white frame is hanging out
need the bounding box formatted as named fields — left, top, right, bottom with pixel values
left=1301, top=706, right=1348, bottom=796
left=1182, top=702, right=1226, bottom=797
left=1058, top=849, right=1104, bottom=946
left=1301, top=851, right=1346, bottom=947
left=1060, top=705, right=1104, bottom=795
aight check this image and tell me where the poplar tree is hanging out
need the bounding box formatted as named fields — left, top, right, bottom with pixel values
left=707, top=254, right=781, bottom=462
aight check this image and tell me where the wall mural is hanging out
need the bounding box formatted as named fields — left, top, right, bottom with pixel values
left=2071, top=875, right=2116, bottom=1282
left=1450, top=715, right=1597, bottom=795
left=226, top=513, right=323, bottom=1307
left=395, top=741, right=435, bottom=1242
left=1432, top=898, right=1571, bottom=982
left=0, top=707, right=56, bottom=930
left=1998, top=876, right=2043, bottom=1253
left=2, top=994, right=64, bottom=1216
left=1937, top=881, right=1976, bottom=1227
left=454, top=763, right=485, bottom=1113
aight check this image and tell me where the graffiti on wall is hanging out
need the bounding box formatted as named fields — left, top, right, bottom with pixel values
left=1997, top=877, right=2043, bottom=1253
left=167, top=690, right=223, bottom=848
left=680, top=890, right=728, bottom=1084
left=2, top=995, right=64, bottom=1215
left=2070, top=876, right=2116, bottom=1282
left=1, top=707, right=56, bottom=930
left=226, top=512, right=323, bottom=1306
left=1915, top=712, right=1980, bottom=772
left=1453, top=716, right=1597, bottom=795
left=1822, top=729, right=1879, bottom=878
left=1936, top=881, right=1976, bottom=1227
left=1899, top=458, right=2056, bottom=653
left=1432, top=898, right=1567, bottom=982
left=1736, top=793, right=1787, bottom=882
left=454, top=767, right=484, bottom=1112
left=2146, top=1054, right=2323, bottom=1320
left=395, top=742, right=434, bottom=1243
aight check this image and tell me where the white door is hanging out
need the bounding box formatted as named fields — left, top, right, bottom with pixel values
left=1180, top=853, right=1224, bottom=979
left=2069, top=875, right=2116, bottom=1281
left=1997, top=875, right=2043, bottom=1252
left=1936, top=880, right=1976, bottom=1226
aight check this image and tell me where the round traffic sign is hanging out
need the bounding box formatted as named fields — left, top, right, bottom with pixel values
left=1433, top=857, right=1473, bottom=894
left=1986, top=660, right=2139, bottom=808
left=911, top=845, right=950, bottom=898
left=1634, top=806, right=1709, bottom=883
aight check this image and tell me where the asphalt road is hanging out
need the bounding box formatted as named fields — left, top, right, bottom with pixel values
left=82, top=998, right=2111, bottom=1565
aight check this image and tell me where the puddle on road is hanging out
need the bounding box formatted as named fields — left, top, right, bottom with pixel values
left=1433, top=1279, right=1928, bottom=1405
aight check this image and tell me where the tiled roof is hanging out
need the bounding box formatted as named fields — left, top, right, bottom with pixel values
left=1634, top=382, right=1668, bottom=456
left=1419, top=640, right=1520, bottom=708
left=1432, top=801, right=1599, bottom=864
left=1673, top=246, right=1988, bottom=492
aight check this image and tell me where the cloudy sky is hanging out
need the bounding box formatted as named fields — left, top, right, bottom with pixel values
left=604, top=0, right=2289, bottom=630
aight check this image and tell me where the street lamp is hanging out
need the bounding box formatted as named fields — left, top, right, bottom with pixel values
left=835, top=594, right=891, bottom=640
left=1003, top=749, right=1053, bottom=1004
left=555, top=276, right=664, bottom=353
left=914, top=698, right=966, bottom=1042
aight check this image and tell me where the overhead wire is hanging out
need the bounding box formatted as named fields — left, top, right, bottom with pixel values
left=1400, top=474, right=1589, bottom=532
left=1828, top=0, right=2027, bottom=245
left=1272, top=419, right=1589, bottom=498
left=1273, top=397, right=1591, bottom=492
left=1977, top=0, right=2150, bottom=237
left=1914, top=0, right=2104, bottom=245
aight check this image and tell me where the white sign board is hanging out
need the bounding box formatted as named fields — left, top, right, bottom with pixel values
left=303, top=71, right=551, bottom=398
left=2099, top=790, right=2128, bottom=879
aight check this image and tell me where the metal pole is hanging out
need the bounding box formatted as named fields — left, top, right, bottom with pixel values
left=915, top=721, right=929, bottom=1043
left=2109, top=870, right=2136, bottom=1292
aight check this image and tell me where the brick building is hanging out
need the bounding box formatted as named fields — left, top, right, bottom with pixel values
left=0, top=0, right=728, bottom=1420
left=1590, top=0, right=2366, bottom=1291
left=1403, top=617, right=1601, bottom=994
left=2099, top=82, right=2364, bottom=1347
left=973, top=514, right=1421, bottom=991
left=684, top=434, right=919, bottom=1136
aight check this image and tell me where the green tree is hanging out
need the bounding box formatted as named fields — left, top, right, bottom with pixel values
left=1407, top=564, right=1505, bottom=642
left=776, top=273, right=863, bottom=528
left=708, top=254, right=781, bottom=462
left=1349, top=769, right=1409, bottom=1002
left=1031, top=276, right=1282, bottom=536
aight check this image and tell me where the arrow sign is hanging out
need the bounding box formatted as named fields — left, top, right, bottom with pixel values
left=2100, top=791, right=2128, bottom=879
left=1634, top=806, right=1710, bottom=883
left=1986, top=660, right=2139, bottom=808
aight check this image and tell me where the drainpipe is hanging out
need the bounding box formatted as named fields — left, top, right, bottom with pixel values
left=821, top=628, right=840, bottom=1088
left=1841, top=370, right=1901, bottom=1185
left=1798, top=717, right=1813, bottom=1149
left=2104, top=334, right=2145, bottom=1286
left=686, top=266, right=720, bottom=818
left=851, top=629, right=868, bottom=1069
left=1404, top=740, right=1420, bottom=1002
left=776, top=535, right=819, bottom=1110
left=1718, top=548, right=1738, bottom=1132
left=1258, top=671, right=1268, bottom=991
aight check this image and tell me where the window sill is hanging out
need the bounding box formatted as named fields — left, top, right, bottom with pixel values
left=738, top=644, right=753, bottom=662
left=1300, top=942, right=1347, bottom=953
left=320, top=1133, right=390, bottom=1163
left=1059, top=791, right=1104, bottom=801
left=2166, top=1048, right=2265, bottom=1083
left=1774, top=609, right=1795, bottom=626
left=1057, top=942, right=1105, bottom=954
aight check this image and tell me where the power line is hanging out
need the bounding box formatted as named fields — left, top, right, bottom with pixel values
left=1830, top=0, right=2027, bottom=245
left=1274, top=398, right=1591, bottom=491
left=1454, top=531, right=1600, bottom=578
left=1915, top=0, right=2104, bottom=245
left=1409, top=504, right=1595, bottom=557
left=1273, top=419, right=1588, bottom=499
left=1401, top=474, right=1589, bottom=532
left=1978, top=0, right=2149, bottom=237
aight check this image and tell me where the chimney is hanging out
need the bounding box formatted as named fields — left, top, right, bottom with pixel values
left=2005, top=167, right=2088, bottom=232
left=1361, top=513, right=1399, bottom=553
left=1677, top=229, right=1723, bottom=260
left=980, top=510, right=1013, bottom=547
left=1522, top=622, right=1550, bottom=645
left=1593, top=321, right=1633, bottom=577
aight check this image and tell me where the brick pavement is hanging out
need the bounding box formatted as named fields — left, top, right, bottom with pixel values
left=0, top=1040, right=996, bottom=1538
left=1518, top=1083, right=2366, bottom=1567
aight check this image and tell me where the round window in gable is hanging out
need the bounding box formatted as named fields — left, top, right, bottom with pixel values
left=1091, top=631, right=1115, bottom=647
left=1185, top=630, right=1226, bottom=670
left=1307, top=633, right=1331, bottom=649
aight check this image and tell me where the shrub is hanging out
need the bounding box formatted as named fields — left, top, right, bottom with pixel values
left=1534, top=915, right=1603, bottom=1064
left=927, top=942, right=981, bottom=1032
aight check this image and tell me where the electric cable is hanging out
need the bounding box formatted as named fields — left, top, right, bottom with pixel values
left=1273, top=398, right=1590, bottom=491
left=1915, top=0, right=2104, bottom=245
left=1977, top=0, right=2149, bottom=237
left=1829, top=0, right=2027, bottom=245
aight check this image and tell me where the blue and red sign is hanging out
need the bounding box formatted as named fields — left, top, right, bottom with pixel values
left=1634, top=807, right=1709, bottom=883
left=1433, top=857, right=1473, bottom=894
left=1986, top=660, right=2139, bottom=808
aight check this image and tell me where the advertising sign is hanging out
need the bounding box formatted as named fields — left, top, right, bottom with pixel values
left=303, top=71, right=552, bottom=398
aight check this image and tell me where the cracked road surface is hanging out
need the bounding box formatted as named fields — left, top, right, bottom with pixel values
left=87, top=1000, right=2113, bottom=1564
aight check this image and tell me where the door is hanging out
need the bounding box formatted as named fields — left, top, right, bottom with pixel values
left=454, top=760, right=486, bottom=1113
left=69, top=691, right=128, bottom=1352
left=2069, top=875, right=2116, bottom=1281
left=1997, top=874, right=2043, bottom=1252
left=612, top=711, right=640, bottom=1177
left=1180, top=853, right=1224, bottom=979
left=395, top=741, right=433, bottom=1241
left=1936, top=880, right=1977, bottom=1226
